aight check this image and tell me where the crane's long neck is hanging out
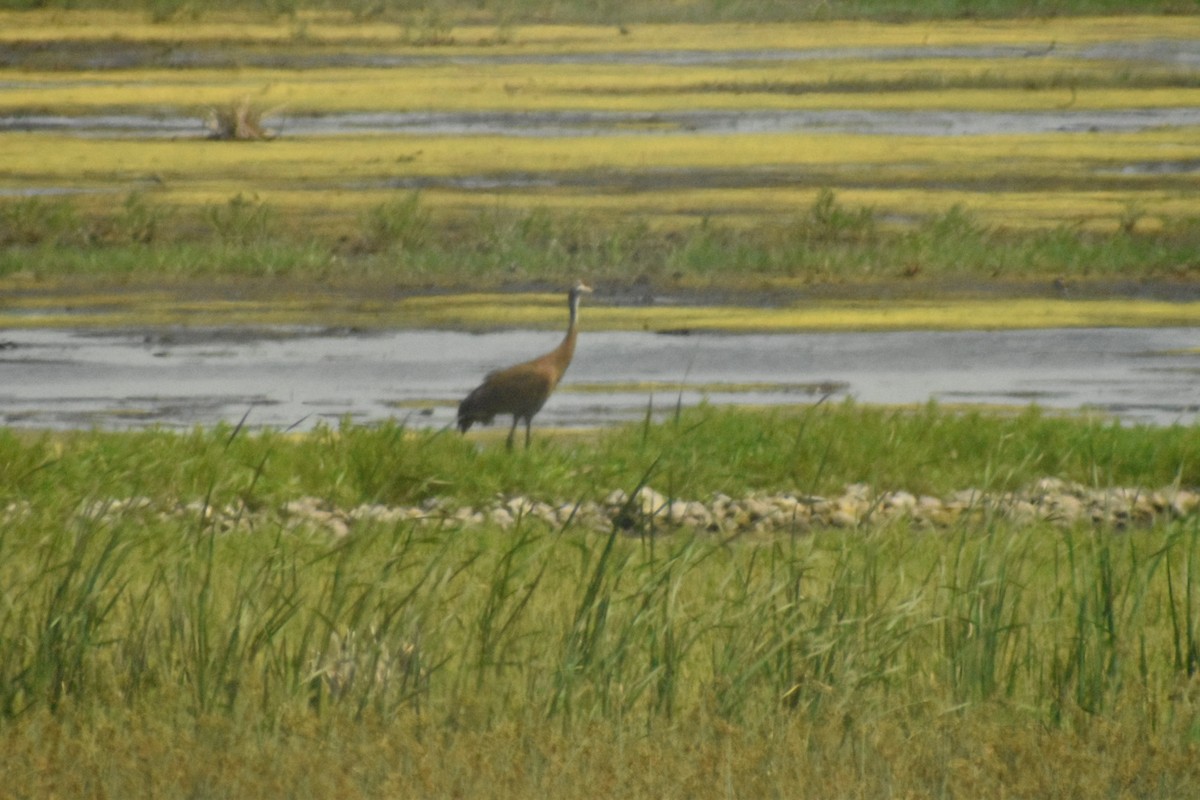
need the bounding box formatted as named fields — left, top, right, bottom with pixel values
left=549, top=290, right=582, bottom=376
left=567, top=290, right=581, bottom=335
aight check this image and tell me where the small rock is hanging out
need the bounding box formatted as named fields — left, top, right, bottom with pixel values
left=506, top=496, right=535, bottom=517
left=829, top=509, right=858, bottom=528
left=1043, top=494, right=1084, bottom=523
left=635, top=487, right=668, bottom=517
left=1172, top=490, right=1199, bottom=517
left=604, top=489, right=628, bottom=507
left=948, top=489, right=984, bottom=509
left=883, top=491, right=917, bottom=512
left=743, top=498, right=774, bottom=522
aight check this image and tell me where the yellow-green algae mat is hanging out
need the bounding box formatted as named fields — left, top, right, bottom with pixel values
left=1, top=284, right=1197, bottom=331
left=2, top=13, right=1200, bottom=233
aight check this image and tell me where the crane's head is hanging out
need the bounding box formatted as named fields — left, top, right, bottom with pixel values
left=567, top=281, right=592, bottom=325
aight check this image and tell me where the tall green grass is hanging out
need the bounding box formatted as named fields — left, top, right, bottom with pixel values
left=3, top=481, right=1199, bottom=730
left=3, top=406, right=1199, bottom=796
left=2, top=405, right=1199, bottom=721
left=3, top=403, right=1197, bottom=511
left=3, top=192, right=1198, bottom=288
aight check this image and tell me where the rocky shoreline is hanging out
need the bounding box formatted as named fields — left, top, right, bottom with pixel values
left=13, top=479, right=1193, bottom=538
left=273, top=478, right=1199, bottom=538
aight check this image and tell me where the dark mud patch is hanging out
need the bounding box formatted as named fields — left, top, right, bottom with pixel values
left=3, top=278, right=1200, bottom=332
left=2, top=38, right=1195, bottom=71
left=1106, top=159, right=1200, bottom=176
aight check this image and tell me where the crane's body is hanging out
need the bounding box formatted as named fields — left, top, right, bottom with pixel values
left=457, top=282, right=592, bottom=448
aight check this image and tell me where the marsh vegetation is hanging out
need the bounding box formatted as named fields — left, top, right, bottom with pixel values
left=2, top=405, right=1200, bottom=796
left=2, top=7, right=1199, bottom=319
left=2, top=189, right=1199, bottom=294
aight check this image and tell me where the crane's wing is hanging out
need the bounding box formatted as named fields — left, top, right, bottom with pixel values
left=478, top=365, right=555, bottom=415
left=458, top=364, right=555, bottom=430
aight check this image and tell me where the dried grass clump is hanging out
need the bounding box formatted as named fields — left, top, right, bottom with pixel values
left=205, top=96, right=280, bottom=141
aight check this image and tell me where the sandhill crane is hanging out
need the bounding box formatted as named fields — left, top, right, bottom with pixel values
left=457, top=281, right=593, bottom=449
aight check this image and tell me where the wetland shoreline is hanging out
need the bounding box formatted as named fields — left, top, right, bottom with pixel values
left=3, top=275, right=1200, bottom=330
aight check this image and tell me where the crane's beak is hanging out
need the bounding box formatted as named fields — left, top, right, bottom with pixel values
left=576, top=282, right=594, bottom=294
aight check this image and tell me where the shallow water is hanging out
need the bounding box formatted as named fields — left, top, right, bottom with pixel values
left=0, top=326, right=1195, bottom=431
left=7, top=107, right=1200, bottom=141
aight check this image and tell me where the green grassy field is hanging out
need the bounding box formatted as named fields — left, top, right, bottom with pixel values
left=2, top=405, right=1200, bottom=797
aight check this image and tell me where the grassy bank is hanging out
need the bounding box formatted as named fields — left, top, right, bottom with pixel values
left=2, top=405, right=1200, bottom=797
left=6, top=403, right=1199, bottom=506
left=3, top=190, right=1199, bottom=329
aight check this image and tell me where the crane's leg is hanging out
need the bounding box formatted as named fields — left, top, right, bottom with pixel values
left=524, top=417, right=533, bottom=449
left=506, top=417, right=519, bottom=450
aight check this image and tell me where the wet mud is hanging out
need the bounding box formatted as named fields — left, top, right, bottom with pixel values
left=2, top=38, right=1196, bottom=71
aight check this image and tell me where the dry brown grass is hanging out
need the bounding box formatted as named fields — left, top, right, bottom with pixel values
left=204, top=96, right=280, bottom=141
left=5, top=705, right=1199, bottom=799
